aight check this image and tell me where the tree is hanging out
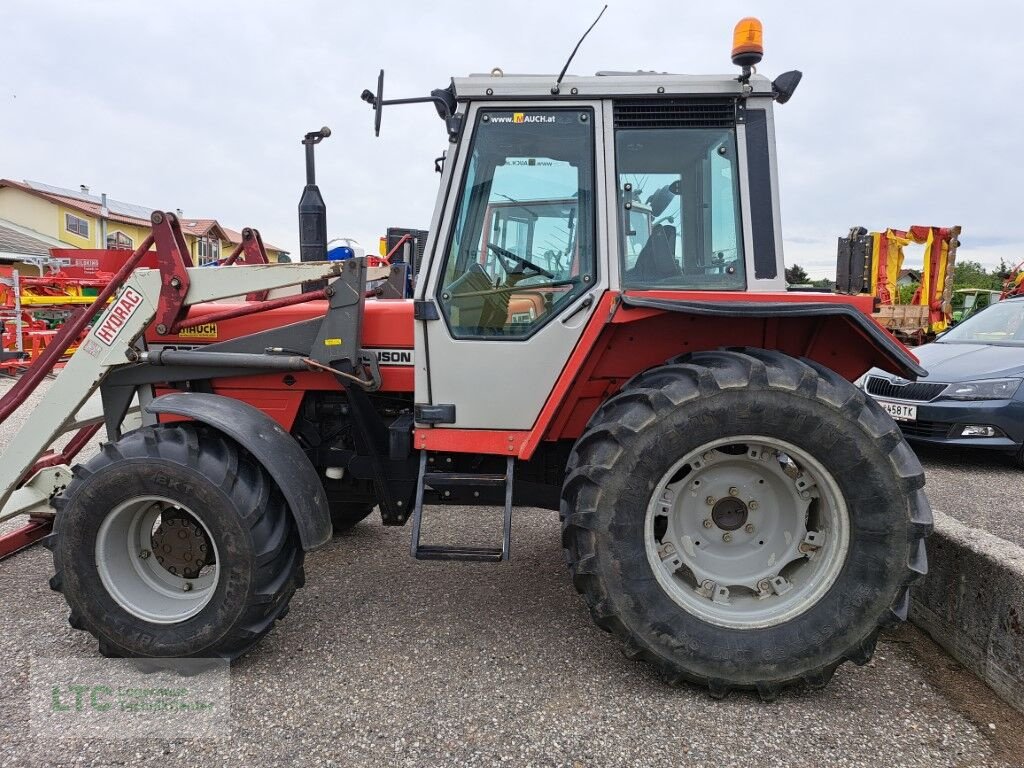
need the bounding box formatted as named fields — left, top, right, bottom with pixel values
left=785, top=264, right=809, bottom=285
left=953, top=260, right=1002, bottom=291
left=896, top=283, right=919, bottom=305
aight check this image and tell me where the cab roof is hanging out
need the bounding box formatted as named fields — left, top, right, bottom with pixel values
left=451, top=72, right=773, bottom=100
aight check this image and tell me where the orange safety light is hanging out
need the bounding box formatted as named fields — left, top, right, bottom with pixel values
left=379, top=236, right=388, bottom=257
left=731, top=17, right=764, bottom=68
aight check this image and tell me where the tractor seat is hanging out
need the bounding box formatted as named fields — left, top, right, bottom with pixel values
left=445, top=263, right=509, bottom=333
left=625, top=224, right=680, bottom=285
left=507, top=293, right=546, bottom=325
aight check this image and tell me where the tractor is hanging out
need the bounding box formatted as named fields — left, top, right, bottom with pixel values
left=0, top=18, right=929, bottom=699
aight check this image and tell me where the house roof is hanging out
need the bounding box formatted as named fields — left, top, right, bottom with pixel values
left=220, top=226, right=245, bottom=244
left=0, top=179, right=285, bottom=252
left=218, top=225, right=285, bottom=253
left=183, top=221, right=285, bottom=253
left=0, top=179, right=153, bottom=227
left=179, top=218, right=231, bottom=242
left=0, top=220, right=57, bottom=258
left=25, top=180, right=155, bottom=220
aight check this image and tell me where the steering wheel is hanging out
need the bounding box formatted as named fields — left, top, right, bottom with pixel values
left=486, top=243, right=555, bottom=280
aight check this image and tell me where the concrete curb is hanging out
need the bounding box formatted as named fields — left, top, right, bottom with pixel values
left=910, top=510, right=1024, bottom=714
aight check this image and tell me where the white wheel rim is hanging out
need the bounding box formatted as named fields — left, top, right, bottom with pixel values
left=644, top=435, right=850, bottom=629
left=95, top=496, right=220, bottom=624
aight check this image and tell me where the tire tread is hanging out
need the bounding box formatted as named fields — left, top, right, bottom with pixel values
left=560, top=348, right=930, bottom=697
left=50, top=423, right=303, bottom=661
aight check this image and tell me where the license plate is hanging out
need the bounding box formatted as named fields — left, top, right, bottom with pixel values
left=877, top=400, right=917, bottom=422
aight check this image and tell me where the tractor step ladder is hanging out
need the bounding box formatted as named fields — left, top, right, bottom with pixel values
left=409, top=452, right=514, bottom=562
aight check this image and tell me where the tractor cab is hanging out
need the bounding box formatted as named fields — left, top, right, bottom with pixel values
left=366, top=62, right=802, bottom=428
left=953, top=288, right=1002, bottom=323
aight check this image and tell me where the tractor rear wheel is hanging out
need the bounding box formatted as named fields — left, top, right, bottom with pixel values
left=49, top=424, right=304, bottom=660
left=561, top=349, right=930, bottom=698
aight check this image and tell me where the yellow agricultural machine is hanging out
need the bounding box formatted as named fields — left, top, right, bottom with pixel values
left=836, top=225, right=961, bottom=343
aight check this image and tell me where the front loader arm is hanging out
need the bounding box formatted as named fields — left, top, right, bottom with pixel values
left=0, top=254, right=383, bottom=523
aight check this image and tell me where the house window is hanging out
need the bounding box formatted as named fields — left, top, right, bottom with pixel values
left=196, top=236, right=221, bottom=266
left=106, top=231, right=134, bottom=250
left=65, top=213, right=89, bottom=239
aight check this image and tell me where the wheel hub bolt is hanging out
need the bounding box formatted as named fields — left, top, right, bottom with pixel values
left=748, top=501, right=759, bottom=511
left=139, top=549, right=150, bottom=559
left=744, top=523, right=755, bottom=533
left=722, top=532, right=733, bottom=542
left=703, top=519, right=713, bottom=529
left=705, top=496, right=715, bottom=506
left=800, top=490, right=810, bottom=500
left=703, top=451, right=713, bottom=461
left=182, top=582, right=193, bottom=592
left=728, top=487, right=739, bottom=497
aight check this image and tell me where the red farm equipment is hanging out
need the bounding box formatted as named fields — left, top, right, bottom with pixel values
left=0, top=232, right=276, bottom=375
left=0, top=264, right=112, bottom=373
left=0, top=18, right=930, bottom=699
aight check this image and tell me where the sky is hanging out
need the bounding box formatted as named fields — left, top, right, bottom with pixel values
left=1, top=0, right=1019, bottom=279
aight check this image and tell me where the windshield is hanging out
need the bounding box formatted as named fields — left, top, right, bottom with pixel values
left=940, top=300, right=1024, bottom=346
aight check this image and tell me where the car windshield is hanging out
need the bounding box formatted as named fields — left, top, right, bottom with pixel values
left=939, top=300, right=1024, bottom=346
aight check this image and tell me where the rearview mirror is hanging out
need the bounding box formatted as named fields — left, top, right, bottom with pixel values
left=772, top=70, right=803, bottom=104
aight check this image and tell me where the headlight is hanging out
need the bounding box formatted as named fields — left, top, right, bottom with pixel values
left=941, top=378, right=1023, bottom=401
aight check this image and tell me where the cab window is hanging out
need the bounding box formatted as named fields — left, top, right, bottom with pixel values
left=438, top=109, right=595, bottom=338
left=616, top=127, right=744, bottom=289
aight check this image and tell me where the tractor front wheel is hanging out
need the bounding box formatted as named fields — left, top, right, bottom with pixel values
left=561, top=349, right=931, bottom=698
left=49, top=424, right=304, bottom=660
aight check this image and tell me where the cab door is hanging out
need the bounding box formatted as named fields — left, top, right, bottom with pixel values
left=415, top=101, right=607, bottom=430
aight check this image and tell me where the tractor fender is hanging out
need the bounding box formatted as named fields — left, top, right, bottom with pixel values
left=145, top=392, right=331, bottom=551
left=620, top=295, right=927, bottom=379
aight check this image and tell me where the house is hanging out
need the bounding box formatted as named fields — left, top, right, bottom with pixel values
left=896, top=268, right=922, bottom=287
left=0, top=180, right=290, bottom=263
left=175, top=218, right=290, bottom=265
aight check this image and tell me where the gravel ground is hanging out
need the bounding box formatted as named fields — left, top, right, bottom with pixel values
left=914, top=443, right=1024, bottom=547
left=3, top=512, right=1023, bottom=768
left=1, top=377, right=1023, bottom=767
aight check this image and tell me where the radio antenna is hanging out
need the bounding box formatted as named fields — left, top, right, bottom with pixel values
left=552, top=5, right=608, bottom=95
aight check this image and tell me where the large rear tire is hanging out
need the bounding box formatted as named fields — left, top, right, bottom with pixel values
left=49, top=424, right=304, bottom=660
left=561, top=349, right=931, bottom=698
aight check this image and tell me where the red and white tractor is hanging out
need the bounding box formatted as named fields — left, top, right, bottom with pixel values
left=0, top=19, right=929, bottom=698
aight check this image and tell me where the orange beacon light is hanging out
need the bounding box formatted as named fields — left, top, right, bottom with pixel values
left=731, top=17, right=764, bottom=68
